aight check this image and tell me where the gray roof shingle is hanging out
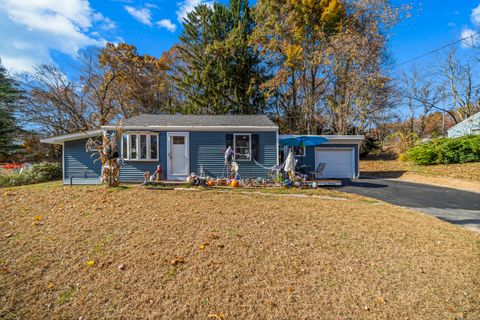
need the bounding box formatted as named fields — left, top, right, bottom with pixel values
left=116, top=114, right=278, bottom=128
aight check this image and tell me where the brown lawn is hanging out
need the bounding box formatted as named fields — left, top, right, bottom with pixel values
left=360, top=156, right=480, bottom=182
left=1, top=183, right=479, bottom=319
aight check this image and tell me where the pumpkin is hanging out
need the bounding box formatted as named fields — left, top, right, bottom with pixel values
left=230, top=179, right=240, bottom=188
left=207, top=180, right=215, bottom=187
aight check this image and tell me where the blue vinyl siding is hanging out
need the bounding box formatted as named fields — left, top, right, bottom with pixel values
left=63, top=130, right=278, bottom=184
left=119, top=132, right=167, bottom=182
left=295, top=144, right=360, bottom=178
left=64, top=138, right=102, bottom=183
left=190, top=131, right=277, bottom=179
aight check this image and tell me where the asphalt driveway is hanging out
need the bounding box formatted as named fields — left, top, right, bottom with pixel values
left=340, top=177, right=480, bottom=232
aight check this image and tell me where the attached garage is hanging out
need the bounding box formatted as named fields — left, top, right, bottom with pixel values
left=279, top=134, right=364, bottom=179
left=315, top=148, right=355, bottom=179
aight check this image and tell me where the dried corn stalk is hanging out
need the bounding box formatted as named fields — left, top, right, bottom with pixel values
left=86, top=129, right=123, bottom=187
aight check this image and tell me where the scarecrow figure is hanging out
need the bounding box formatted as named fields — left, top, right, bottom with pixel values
left=86, top=130, right=123, bottom=187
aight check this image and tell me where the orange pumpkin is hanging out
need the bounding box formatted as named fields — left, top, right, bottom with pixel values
left=207, top=180, right=215, bottom=187
left=230, top=180, right=240, bottom=188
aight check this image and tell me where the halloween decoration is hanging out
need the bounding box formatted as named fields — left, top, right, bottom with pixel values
left=86, top=130, right=123, bottom=187
left=230, top=161, right=239, bottom=177
left=143, top=171, right=151, bottom=184
left=154, top=165, right=162, bottom=182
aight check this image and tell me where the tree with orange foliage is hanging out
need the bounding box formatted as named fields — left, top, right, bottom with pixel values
left=98, top=43, right=180, bottom=116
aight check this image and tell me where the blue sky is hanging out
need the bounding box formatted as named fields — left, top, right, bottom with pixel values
left=0, top=0, right=479, bottom=77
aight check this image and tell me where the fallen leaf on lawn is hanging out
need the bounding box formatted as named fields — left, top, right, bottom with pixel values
left=207, top=313, right=225, bottom=320
left=86, top=260, right=95, bottom=267
left=208, top=233, right=220, bottom=240
left=377, top=296, right=385, bottom=304
left=199, top=242, right=209, bottom=250
left=170, top=257, right=185, bottom=266
left=33, top=215, right=43, bottom=221
left=47, top=283, right=54, bottom=289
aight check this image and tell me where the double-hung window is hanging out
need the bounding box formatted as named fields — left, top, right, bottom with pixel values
left=122, top=132, right=159, bottom=161
left=234, top=133, right=251, bottom=161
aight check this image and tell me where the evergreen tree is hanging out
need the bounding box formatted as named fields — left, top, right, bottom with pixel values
left=174, top=0, right=266, bottom=114
left=0, top=60, right=20, bottom=161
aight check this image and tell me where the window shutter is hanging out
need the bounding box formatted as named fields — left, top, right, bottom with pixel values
left=226, top=134, right=233, bottom=148
left=251, top=134, right=260, bottom=161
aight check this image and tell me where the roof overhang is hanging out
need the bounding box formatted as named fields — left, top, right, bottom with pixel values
left=101, top=125, right=279, bottom=132
left=40, top=129, right=102, bottom=145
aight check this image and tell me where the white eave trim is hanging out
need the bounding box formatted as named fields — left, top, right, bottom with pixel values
left=40, top=129, right=102, bottom=145
left=101, top=125, right=279, bottom=132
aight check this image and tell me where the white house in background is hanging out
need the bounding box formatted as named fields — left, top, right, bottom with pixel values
left=447, top=112, right=480, bottom=138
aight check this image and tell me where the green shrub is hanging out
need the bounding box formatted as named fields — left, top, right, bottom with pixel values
left=406, top=135, right=480, bottom=165
left=0, top=162, right=61, bottom=187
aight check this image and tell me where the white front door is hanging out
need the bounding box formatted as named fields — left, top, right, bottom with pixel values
left=167, top=132, right=189, bottom=180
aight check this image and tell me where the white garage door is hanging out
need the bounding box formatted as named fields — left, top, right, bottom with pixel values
left=315, top=148, right=354, bottom=178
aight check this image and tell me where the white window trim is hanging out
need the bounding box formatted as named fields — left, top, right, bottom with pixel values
left=292, top=145, right=306, bottom=157
left=122, top=132, right=159, bottom=162
left=233, top=133, right=252, bottom=161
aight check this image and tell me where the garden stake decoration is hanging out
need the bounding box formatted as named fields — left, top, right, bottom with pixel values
left=86, top=129, right=123, bottom=187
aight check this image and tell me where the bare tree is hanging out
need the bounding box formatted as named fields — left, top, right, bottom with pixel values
left=18, top=64, right=94, bottom=135
left=18, top=49, right=123, bottom=135
left=78, top=48, right=119, bottom=126
left=399, top=48, right=480, bottom=139
left=435, top=48, right=480, bottom=123
left=400, top=66, right=444, bottom=137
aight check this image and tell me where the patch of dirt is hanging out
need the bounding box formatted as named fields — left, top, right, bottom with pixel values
left=1, top=185, right=479, bottom=319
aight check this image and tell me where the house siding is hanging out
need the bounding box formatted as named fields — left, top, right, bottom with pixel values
left=294, top=144, right=360, bottom=178
left=63, top=132, right=360, bottom=183
left=114, top=130, right=277, bottom=182
left=447, top=112, right=480, bottom=138
left=62, top=130, right=277, bottom=184
left=119, top=132, right=167, bottom=182
left=63, top=138, right=102, bottom=184
left=190, top=131, right=277, bottom=179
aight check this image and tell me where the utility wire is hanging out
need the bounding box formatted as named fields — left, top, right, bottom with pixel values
left=396, top=30, right=480, bottom=67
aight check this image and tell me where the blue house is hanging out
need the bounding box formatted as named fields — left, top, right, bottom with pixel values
left=42, top=114, right=364, bottom=184
left=42, top=115, right=279, bottom=184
